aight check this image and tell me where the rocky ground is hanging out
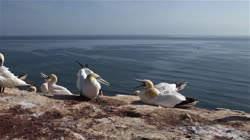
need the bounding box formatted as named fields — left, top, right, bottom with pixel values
left=0, top=88, right=249, bottom=140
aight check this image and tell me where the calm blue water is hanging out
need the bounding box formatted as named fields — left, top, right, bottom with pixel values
left=0, top=36, right=249, bottom=112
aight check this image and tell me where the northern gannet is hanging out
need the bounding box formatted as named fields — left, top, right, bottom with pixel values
left=134, top=81, right=188, bottom=95
left=135, top=79, right=197, bottom=107
left=0, top=52, right=29, bottom=93
left=44, top=73, right=73, bottom=95
left=40, top=73, right=50, bottom=95
left=75, top=61, right=93, bottom=96
left=27, top=85, right=37, bottom=93
left=83, top=73, right=110, bottom=99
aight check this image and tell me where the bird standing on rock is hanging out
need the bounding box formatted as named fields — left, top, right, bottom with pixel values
left=83, top=73, right=110, bottom=99
left=75, top=61, right=93, bottom=97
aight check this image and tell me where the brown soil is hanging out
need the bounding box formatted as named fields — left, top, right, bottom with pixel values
left=0, top=88, right=249, bottom=140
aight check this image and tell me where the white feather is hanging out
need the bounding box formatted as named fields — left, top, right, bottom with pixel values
left=40, top=82, right=49, bottom=94
left=142, top=90, right=186, bottom=107
left=155, top=82, right=177, bottom=92
left=135, top=82, right=178, bottom=95
left=0, top=66, right=28, bottom=87
left=76, top=67, right=93, bottom=95
left=48, top=83, right=73, bottom=95
left=83, top=77, right=101, bottom=99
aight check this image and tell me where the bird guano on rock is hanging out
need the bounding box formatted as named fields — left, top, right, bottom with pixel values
left=135, top=79, right=198, bottom=108
left=0, top=52, right=29, bottom=93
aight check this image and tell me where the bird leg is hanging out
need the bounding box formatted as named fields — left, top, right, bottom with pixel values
left=99, top=89, right=103, bottom=96
left=79, top=90, right=83, bottom=97
left=0, top=87, right=4, bottom=93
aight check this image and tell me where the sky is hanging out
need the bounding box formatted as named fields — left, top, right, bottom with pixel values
left=0, top=0, right=249, bottom=36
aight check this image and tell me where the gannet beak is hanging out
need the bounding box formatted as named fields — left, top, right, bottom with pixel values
left=135, top=79, right=146, bottom=89
left=75, top=60, right=88, bottom=68
left=135, top=84, right=146, bottom=89
left=40, top=72, right=49, bottom=79
left=97, top=77, right=110, bottom=86
left=0, top=59, right=2, bottom=66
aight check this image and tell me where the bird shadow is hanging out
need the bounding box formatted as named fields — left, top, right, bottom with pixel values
left=130, top=100, right=162, bottom=108
left=131, top=100, right=144, bottom=105
left=131, top=100, right=194, bottom=109
left=45, top=94, right=90, bottom=102
left=215, top=116, right=250, bottom=122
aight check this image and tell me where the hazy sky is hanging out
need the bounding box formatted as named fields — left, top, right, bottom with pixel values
left=0, top=0, right=249, bottom=36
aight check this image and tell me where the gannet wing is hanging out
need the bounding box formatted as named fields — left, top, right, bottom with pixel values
left=152, top=91, right=186, bottom=107
left=18, top=74, right=29, bottom=80
left=175, top=81, right=188, bottom=91
left=52, top=84, right=73, bottom=95
left=155, top=82, right=177, bottom=92
left=0, top=66, right=15, bottom=78
left=0, top=66, right=29, bottom=87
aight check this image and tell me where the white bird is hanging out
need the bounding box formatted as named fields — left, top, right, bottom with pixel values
left=134, top=81, right=188, bottom=96
left=27, top=85, right=37, bottom=93
left=75, top=61, right=93, bottom=96
left=44, top=73, right=73, bottom=95
left=40, top=73, right=50, bottom=95
left=0, top=52, right=29, bottom=93
left=83, top=73, right=110, bottom=99
left=135, top=79, right=197, bottom=107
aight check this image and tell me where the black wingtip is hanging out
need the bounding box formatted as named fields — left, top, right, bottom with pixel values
left=75, top=60, right=84, bottom=68
left=174, top=97, right=199, bottom=108
left=75, top=60, right=88, bottom=68
left=175, top=81, right=188, bottom=91
left=175, top=81, right=187, bottom=87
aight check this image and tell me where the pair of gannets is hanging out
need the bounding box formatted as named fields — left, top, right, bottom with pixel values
left=135, top=79, right=197, bottom=107
left=0, top=53, right=30, bottom=93
left=40, top=73, right=73, bottom=95
left=76, top=61, right=110, bottom=99
left=134, top=81, right=188, bottom=96
left=39, top=61, right=110, bottom=98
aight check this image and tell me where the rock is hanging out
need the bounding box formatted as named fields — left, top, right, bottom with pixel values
left=0, top=88, right=249, bottom=140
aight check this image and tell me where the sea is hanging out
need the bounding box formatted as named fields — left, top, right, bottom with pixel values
left=0, top=35, right=249, bottom=112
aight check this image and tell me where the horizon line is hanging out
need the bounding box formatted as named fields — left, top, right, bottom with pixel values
left=0, top=34, right=249, bottom=41
left=0, top=34, right=249, bottom=37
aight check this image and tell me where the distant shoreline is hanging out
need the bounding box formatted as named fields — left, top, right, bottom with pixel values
left=0, top=35, right=249, bottom=41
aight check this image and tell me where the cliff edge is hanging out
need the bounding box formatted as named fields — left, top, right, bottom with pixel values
left=0, top=88, right=249, bottom=140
